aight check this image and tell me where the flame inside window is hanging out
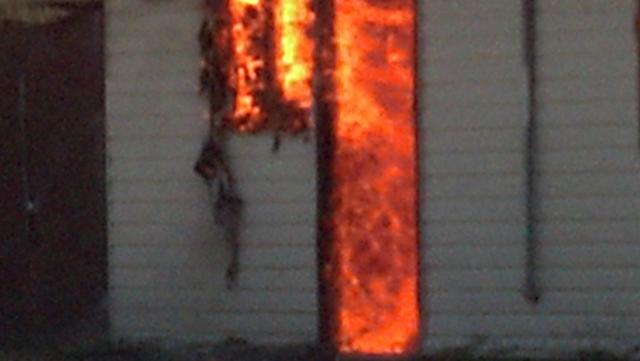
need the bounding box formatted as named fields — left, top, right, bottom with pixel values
left=218, top=0, right=314, bottom=132
left=274, top=0, right=314, bottom=109
left=203, top=0, right=420, bottom=355
left=227, top=0, right=269, bottom=131
left=320, top=0, right=420, bottom=355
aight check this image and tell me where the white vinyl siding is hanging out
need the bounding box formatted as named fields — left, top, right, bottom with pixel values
left=107, top=0, right=640, bottom=355
left=106, top=0, right=317, bottom=343
left=422, top=0, right=640, bottom=355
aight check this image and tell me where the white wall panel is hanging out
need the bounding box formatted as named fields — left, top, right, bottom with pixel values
left=106, top=0, right=317, bottom=344
left=421, top=0, right=640, bottom=355
left=107, top=0, right=640, bottom=355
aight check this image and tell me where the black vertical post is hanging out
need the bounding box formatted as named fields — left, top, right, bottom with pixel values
left=636, top=1, right=640, bottom=153
left=523, top=0, right=540, bottom=304
left=313, top=0, right=337, bottom=357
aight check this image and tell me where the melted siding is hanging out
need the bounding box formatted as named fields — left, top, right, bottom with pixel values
left=107, top=0, right=640, bottom=355
left=106, top=0, right=317, bottom=343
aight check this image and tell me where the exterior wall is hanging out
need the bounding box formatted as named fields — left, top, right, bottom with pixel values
left=107, top=0, right=640, bottom=356
left=422, top=0, right=640, bottom=355
left=106, top=0, right=317, bottom=344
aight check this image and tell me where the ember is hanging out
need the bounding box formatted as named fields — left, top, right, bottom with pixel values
left=319, top=0, right=420, bottom=355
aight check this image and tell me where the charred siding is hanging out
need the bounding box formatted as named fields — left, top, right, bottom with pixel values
left=107, top=0, right=640, bottom=354
left=106, top=0, right=317, bottom=343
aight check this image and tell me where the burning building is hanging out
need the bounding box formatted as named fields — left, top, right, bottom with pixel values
left=103, top=0, right=640, bottom=358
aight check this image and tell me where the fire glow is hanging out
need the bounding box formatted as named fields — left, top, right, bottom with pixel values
left=324, top=0, right=420, bottom=355
left=222, top=0, right=314, bottom=132
left=274, top=0, right=314, bottom=109
left=228, top=0, right=268, bottom=131
left=204, top=0, right=419, bottom=355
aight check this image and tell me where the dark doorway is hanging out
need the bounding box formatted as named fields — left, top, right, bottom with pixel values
left=0, top=3, right=106, bottom=340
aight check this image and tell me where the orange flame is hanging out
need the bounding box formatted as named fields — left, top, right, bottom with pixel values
left=228, top=0, right=268, bottom=131
left=223, top=0, right=313, bottom=132
left=218, top=0, right=419, bottom=354
left=327, top=0, right=419, bottom=355
left=274, top=0, right=315, bottom=109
